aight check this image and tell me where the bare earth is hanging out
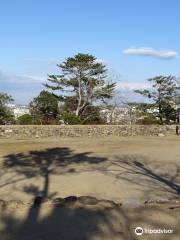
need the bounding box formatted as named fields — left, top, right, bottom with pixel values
left=0, top=136, right=180, bottom=239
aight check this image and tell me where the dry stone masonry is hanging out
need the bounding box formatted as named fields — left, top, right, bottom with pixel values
left=0, top=125, right=177, bottom=139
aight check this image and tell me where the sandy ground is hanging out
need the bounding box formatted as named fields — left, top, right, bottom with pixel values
left=0, top=136, right=180, bottom=239
left=0, top=200, right=179, bottom=240
left=0, top=136, right=180, bottom=203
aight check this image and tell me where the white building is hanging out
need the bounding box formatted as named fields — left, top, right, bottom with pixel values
left=100, top=107, right=132, bottom=124
left=7, top=104, right=30, bottom=119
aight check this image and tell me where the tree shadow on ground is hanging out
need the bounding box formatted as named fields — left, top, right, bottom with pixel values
left=105, top=155, right=180, bottom=197
left=1, top=150, right=180, bottom=199
left=0, top=204, right=130, bottom=240
left=2, top=147, right=107, bottom=198
left=1, top=149, right=180, bottom=239
left=0, top=198, right=180, bottom=240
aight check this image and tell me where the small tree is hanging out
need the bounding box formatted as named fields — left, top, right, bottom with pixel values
left=16, top=114, right=33, bottom=125
left=135, top=76, right=180, bottom=124
left=44, top=53, right=116, bottom=120
left=0, top=92, right=14, bottom=124
left=30, top=90, right=59, bottom=124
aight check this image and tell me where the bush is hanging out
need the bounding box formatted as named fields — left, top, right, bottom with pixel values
left=16, top=114, right=33, bottom=125
left=136, top=114, right=161, bottom=125
left=81, top=105, right=106, bottom=124
left=60, top=112, right=81, bottom=125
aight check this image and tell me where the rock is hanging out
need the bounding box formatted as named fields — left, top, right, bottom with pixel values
left=144, top=199, right=154, bottom=204
left=63, top=196, right=78, bottom=206
left=156, top=199, right=170, bottom=204
left=5, top=200, right=24, bottom=209
left=99, top=199, right=121, bottom=208
left=0, top=199, right=6, bottom=208
left=145, top=198, right=172, bottom=205
left=169, top=205, right=180, bottom=210
left=158, top=133, right=165, bottom=137
left=52, top=198, right=64, bottom=204
left=78, top=196, right=99, bottom=205
left=5, top=129, right=13, bottom=133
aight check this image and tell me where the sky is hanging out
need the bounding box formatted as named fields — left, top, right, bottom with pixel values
left=0, top=0, right=180, bottom=104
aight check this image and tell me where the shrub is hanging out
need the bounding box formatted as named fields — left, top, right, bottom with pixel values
left=136, top=114, right=161, bottom=125
left=60, top=112, right=81, bottom=125
left=16, top=114, right=33, bottom=125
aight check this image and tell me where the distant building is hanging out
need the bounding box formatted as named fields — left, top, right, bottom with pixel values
left=100, top=105, right=161, bottom=124
left=100, top=107, right=132, bottom=124
left=7, top=104, right=30, bottom=119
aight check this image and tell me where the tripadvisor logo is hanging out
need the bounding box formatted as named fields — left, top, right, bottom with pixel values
left=134, top=226, right=174, bottom=236
left=135, top=227, right=143, bottom=235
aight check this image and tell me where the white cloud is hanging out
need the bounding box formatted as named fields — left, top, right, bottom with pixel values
left=116, top=82, right=150, bottom=90
left=0, top=70, right=46, bottom=83
left=123, top=47, right=177, bottom=59
left=113, top=82, right=151, bottom=104
left=17, top=75, right=46, bottom=83
left=24, top=58, right=58, bottom=65
left=0, top=70, right=45, bottom=104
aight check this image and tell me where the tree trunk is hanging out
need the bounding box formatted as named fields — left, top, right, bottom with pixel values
left=75, top=76, right=82, bottom=116
left=158, top=103, right=163, bottom=124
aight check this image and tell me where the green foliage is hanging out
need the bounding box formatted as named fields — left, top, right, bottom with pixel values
left=0, top=92, right=15, bottom=124
left=81, top=105, right=105, bottom=124
left=44, top=53, right=116, bottom=119
left=60, top=112, right=81, bottom=125
left=127, top=102, right=161, bottom=125
left=136, top=114, right=161, bottom=125
left=30, top=90, right=59, bottom=124
left=16, top=114, right=33, bottom=125
left=62, top=96, right=78, bottom=113
left=135, top=76, right=180, bottom=124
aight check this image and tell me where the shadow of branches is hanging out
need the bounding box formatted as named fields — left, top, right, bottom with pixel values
left=0, top=199, right=179, bottom=240
left=1, top=149, right=180, bottom=239
left=0, top=204, right=132, bottom=240
left=2, top=147, right=107, bottom=198
left=105, top=155, right=180, bottom=197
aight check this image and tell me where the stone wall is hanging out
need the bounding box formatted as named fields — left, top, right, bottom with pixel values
left=0, top=125, right=177, bottom=139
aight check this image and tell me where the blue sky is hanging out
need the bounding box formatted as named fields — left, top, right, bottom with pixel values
left=0, top=0, right=180, bottom=104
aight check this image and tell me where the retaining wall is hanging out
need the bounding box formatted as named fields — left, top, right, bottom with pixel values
left=0, top=125, right=177, bottom=139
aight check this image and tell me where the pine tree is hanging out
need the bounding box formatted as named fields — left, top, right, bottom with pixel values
left=135, top=76, right=180, bottom=124
left=44, top=53, right=116, bottom=119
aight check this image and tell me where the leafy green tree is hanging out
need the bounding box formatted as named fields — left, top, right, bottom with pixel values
left=0, top=92, right=14, bottom=124
left=16, top=114, right=33, bottom=125
left=126, top=102, right=160, bottom=125
left=44, top=53, right=116, bottom=120
left=59, top=112, right=81, bottom=125
left=30, top=90, right=59, bottom=124
left=80, top=105, right=105, bottom=124
left=135, top=76, right=180, bottom=124
left=60, top=96, right=104, bottom=124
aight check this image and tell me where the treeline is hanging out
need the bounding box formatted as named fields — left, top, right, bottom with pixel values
left=0, top=53, right=180, bottom=125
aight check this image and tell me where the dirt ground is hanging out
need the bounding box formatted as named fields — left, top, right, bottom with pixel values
left=0, top=200, right=180, bottom=240
left=0, top=136, right=180, bottom=239
left=0, top=136, right=180, bottom=202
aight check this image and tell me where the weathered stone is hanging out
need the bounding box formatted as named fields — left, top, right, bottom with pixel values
left=158, top=133, right=165, bottom=137
left=52, top=198, right=64, bottom=204
left=169, top=205, right=180, bottom=210
left=63, top=196, right=78, bottom=206
left=0, top=125, right=177, bottom=139
left=0, top=199, right=6, bottom=208
left=78, top=196, right=99, bottom=205
left=99, top=199, right=121, bottom=208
